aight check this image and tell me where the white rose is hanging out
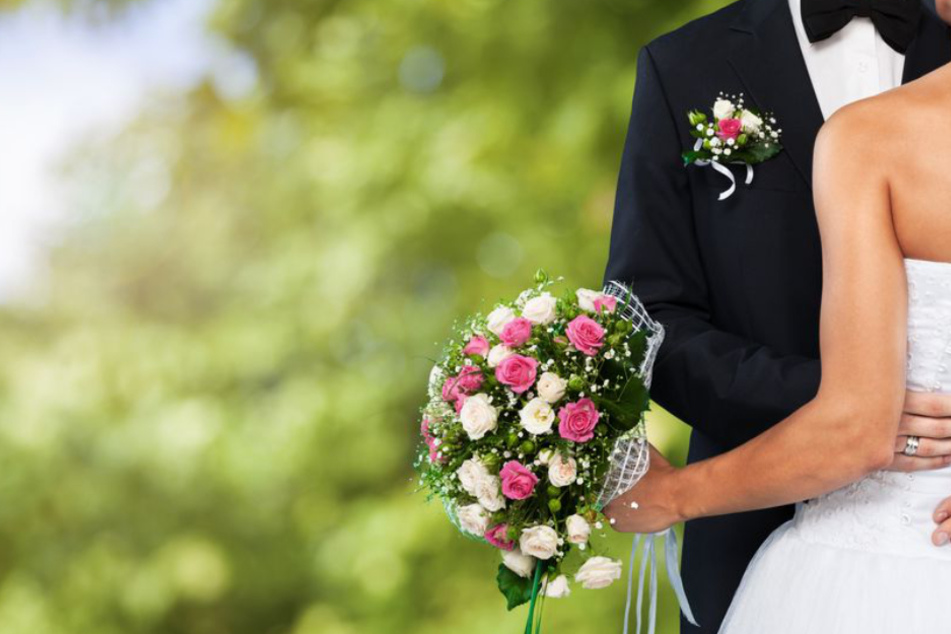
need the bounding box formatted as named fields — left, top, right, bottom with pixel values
left=456, top=458, right=489, bottom=495
left=739, top=109, right=762, bottom=134
left=548, top=452, right=577, bottom=488
left=502, top=550, right=536, bottom=578
left=460, top=393, right=498, bottom=440
left=712, top=98, right=735, bottom=120
left=486, top=305, right=516, bottom=336
left=575, top=288, right=604, bottom=313
left=487, top=344, right=515, bottom=368
left=537, top=448, right=554, bottom=465
left=565, top=514, right=591, bottom=545
left=542, top=574, right=571, bottom=598
left=521, top=293, right=557, bottom=325
left=575, top=556, right=622, bottom=589
left=519, top=398, right=555, bottom=435
left=519, top=525, right=561, bottom=560
left=457, top=503, right=490, bottom=536
left=536, top=371, right=567, bottom=404
left=476, top=475, right=506, bottom=512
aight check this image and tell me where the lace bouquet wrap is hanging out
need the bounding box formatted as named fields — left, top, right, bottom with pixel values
left=415, top=273, right=689, bottom=634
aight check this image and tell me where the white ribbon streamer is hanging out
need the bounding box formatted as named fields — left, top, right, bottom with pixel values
left=623, top=529, right=698, bottom=634
left=691, top=139, right=755, bottom=200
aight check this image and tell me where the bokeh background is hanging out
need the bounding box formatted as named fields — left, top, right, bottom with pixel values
left=0, top=0, right=732, bottom=632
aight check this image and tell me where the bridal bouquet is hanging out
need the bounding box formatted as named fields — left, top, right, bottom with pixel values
left=415, top=271, right=665, bottom=631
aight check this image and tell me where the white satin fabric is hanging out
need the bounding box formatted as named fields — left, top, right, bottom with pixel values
left=720, top=258, right=951, bottom=633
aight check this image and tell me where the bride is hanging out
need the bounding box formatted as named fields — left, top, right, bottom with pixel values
left=606, top=3, right=951, bottom=631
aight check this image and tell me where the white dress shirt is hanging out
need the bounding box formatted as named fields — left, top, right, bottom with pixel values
left=788, top=0, right=906, bottom=119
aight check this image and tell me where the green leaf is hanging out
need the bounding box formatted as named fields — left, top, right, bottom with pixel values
left=682, top=150, right=704, bottom=166
left=497, top=563, right=534, bottom=611
left=742, top=141, right=783, bottom=165
left=626, top=330, right=648, bottom=367
left=597, top=375, right=649, bottom=430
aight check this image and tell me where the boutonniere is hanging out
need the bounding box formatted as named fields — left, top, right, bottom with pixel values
left=682, top=93, right=783, bottom=200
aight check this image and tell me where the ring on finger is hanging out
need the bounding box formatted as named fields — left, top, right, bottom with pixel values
left=903, top=435, right=921, bottom=457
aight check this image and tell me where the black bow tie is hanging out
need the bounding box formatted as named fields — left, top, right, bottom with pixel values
left=801, top=0, right=922, bottom=53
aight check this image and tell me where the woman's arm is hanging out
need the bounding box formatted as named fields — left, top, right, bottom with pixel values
left=607, top=106, right=910, bottom=531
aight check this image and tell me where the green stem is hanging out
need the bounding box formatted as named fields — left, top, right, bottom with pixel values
left=523, top=560, right=544, bottom=634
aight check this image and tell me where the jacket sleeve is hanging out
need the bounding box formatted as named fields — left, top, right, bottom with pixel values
left=603, top=45, right=821, bottom=449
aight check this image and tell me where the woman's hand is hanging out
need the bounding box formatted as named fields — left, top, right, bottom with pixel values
left=603, top=445, right=685, bottom=533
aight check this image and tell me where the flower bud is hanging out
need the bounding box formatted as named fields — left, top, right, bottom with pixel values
left=688, top=110, right=708, bottom=126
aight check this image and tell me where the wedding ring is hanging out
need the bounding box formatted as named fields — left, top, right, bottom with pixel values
left=903, top=435, right=921, bottom=457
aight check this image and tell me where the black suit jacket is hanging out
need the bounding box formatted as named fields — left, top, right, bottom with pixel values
left=603, top=0, right=950, bottom=631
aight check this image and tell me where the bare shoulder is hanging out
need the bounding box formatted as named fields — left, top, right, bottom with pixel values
left=814, top=99, right=892, bottom=171
left=811, top=101, right=890, bottom=203
left=811, top=96, right=899, bottom=220
left=817, top=70, right=951, bottom=168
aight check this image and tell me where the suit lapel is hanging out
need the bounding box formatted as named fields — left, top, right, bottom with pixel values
left=902, top=4, right=951, bottom=84
left=726, top=0, right=824, bottom=189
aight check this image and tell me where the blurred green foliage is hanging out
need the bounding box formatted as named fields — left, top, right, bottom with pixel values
left=0, top=0, right=732, bottom=632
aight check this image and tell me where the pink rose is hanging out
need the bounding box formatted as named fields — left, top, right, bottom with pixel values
left=500, top=318, right=533, bottom=348
left=441, top=378, right=461, bottom=403
left=717, top=118, right=742, bottom=141
left=442, top=365, right=484, bottom=403
left=463, top=334, right=490, bottom=357
left=484, top=524, right=516, bottom=551
left=455, top=366, right=484, bottom=391
left=499, top=460, right=539, bottom=500
left=495, top=355, right=539, bottom=394
left=558, top=398, right=601, bottom=443
left=566, top=315, right=605, bottom=357
left=593, top=295, right=617, bottom=315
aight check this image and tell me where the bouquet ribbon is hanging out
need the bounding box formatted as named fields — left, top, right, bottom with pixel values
left=623, top=529, right=698, bottom=634
left=693, top=139, right=754, bottom=201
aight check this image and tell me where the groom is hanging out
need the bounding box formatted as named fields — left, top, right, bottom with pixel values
left=603, top=0, right=951, bottom=631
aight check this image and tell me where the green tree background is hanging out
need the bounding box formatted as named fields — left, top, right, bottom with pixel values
left=0, top=0, right=731, bottom=632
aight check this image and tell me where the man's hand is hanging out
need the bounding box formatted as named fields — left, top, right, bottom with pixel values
left=603, top=445, right=683, bottom=534
left=930, top=497, right=951, bottom=547
left=888, top=390, right=951, bottom=472
left=893, top=392, right=951, bottom=548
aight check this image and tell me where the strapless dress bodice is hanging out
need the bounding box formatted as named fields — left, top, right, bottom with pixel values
left=794, top=258, right=951, bottom=559
left=720, top=259, right=951, bottom=634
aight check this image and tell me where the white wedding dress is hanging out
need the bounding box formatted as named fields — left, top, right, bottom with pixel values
left=720, top=258, right=951, bottom=633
